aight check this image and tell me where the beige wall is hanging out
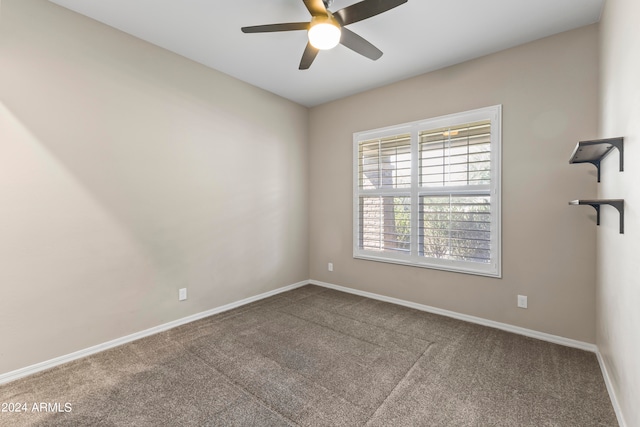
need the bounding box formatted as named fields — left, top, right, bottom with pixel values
left=309, top=25, right=599, bottom=343
left=0, top=0, right=613, bottom=388
left=598, top=0, right=640, bottom=425
left=0, top=0, right=309, bottom=375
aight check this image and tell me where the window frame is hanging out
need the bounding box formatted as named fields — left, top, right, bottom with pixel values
left=353, top=105, right=502, bottom=278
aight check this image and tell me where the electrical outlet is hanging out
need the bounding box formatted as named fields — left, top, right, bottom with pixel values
left=328, top=262, right=333, bottom=272
left=179, top=288, right=187, bottom=301
left=517, top=295, right=527, bottom=309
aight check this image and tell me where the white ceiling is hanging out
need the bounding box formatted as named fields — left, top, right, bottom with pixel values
left=48, top=0, right=604, bottom=107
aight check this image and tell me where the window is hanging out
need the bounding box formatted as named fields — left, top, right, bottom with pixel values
left=353, top=105, right=501, bottom=277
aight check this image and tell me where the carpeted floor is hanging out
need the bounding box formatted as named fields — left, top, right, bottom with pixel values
left=0, top=285, right=617, bottom=426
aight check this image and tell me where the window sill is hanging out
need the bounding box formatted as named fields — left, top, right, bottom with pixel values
left=353, top=252, right=502, bottom=278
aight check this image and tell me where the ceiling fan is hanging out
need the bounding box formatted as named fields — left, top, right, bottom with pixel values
left=241, top=0, right=408, bottom=70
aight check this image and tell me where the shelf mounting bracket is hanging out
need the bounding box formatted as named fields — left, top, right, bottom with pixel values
left=569, top=199, right=624, bottom=234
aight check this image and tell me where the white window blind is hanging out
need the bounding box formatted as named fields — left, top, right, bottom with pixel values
left=353, top=106, right=501, bottom=277
left=420, top=195, right=491, bottom=263
left=419, top=121, right=491, bottom=187
left=357, top=134, right=412, bottom=256
left=358, top=134, right=411, bottom=190
left=358, top=196, right=411, bottom=253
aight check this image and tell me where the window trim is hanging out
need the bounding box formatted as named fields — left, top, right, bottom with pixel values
left=353, top=105, right=502, bottom=278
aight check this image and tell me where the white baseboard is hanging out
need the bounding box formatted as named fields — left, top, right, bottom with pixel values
left=0, top=280, right=308, bottom=386
left=596, top=350, right=627, bottom=427
left=312, top=279, right=628, bottom=425
left=309, top=279, right=597, bottom=352
left=2, top=278, right=625, bottom=427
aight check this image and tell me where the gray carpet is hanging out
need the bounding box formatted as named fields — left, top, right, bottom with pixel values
left=0, top=285, right=617, bottom=426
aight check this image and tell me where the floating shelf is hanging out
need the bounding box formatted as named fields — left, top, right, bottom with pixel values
left=569, top=199, right=624, bottom=234
left=569, top=137, right=624, bottom=182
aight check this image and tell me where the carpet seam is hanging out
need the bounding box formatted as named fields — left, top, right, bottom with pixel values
left=187, top=332, right=371, bottom=412
left=178, top=309, right=375, bottom=425
left=180, top=339, right=302, bottom=427
left=363, top=342, right=435, bottom=425
left=276, top=305, right=431, bottom=357
left=283, top=297, right=436, bottom=348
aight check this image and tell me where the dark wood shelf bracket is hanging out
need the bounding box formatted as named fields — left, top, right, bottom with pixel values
left=569, top=199, right=625, bottom=234
left=569, top=137, right=624, bottom=182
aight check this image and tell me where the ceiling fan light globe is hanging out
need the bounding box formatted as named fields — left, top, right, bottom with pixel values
left=308, top=22, right=341, bottom=50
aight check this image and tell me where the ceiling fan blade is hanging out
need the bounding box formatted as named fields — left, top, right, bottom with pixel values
left=334, top=0, right=407, bottom=26
left=303, top=0, right=328, bottom=16
left=340, top=27, right=383, bottom=60
left=299, top=42, right=319, bottom=70
left=241, top=22, right=309, bottom=33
